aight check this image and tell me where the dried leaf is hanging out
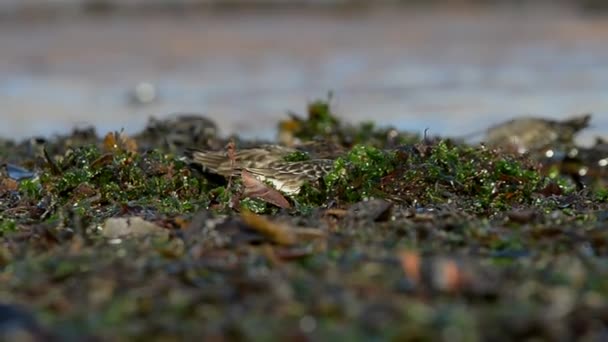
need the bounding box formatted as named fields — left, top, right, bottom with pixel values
left=121, top=133, right=138, bottom=153
left=262, top=244, right=282, bottom=266
left=103, top=131, right=138, bottom=153
left=90, top=153, right=114, bottom=169
left=73, top=183, right=97, bottom=198
left=103, top=131, right=118, bottom=152
left=539, top=181, right=563, bottom=197
left=292, top=227, right=326, bottom=241
left=173, top=217, right=190, bottom=229
left=432, top=259, right=466, bottom=293
left=347, top=199, right=393, bottom=222
left=398, top=250, right=421, bottom=285
left=43, top=147, right=62, bottom=175
left=241, top=170, right=291, bottom=209
left=240, top=210, right=297, bottom=245
left=0, top=177, right=18, bottom=192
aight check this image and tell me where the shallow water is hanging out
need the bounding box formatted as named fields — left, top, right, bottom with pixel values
left=1, top=6, right=608, bottom=144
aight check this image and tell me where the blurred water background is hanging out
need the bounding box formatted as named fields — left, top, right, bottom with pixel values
left=1, top=0, right=608, bottom=144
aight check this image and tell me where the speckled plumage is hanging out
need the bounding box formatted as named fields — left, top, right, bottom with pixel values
left=185, top=145, right=334, bottom=195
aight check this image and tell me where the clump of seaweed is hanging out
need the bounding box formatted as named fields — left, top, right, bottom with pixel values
left=384, top=141, right=544, bottom=211
left=8, top=137, right=210, bottom=233
left=324, top=144, right=398, bottom=203
left=278, top=95, right=419, bottom=148
left=2, top=100, right=608, bottom=341
left=297, top=139, right=545, bottom=214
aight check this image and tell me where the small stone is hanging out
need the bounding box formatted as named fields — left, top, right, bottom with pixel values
left=101, top=217, right=168, bottom=239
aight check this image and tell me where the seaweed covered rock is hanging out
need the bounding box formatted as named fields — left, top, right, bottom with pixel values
left=2, top=100, right=608, bottom=341
left=484, top=113, right=591, bottom=155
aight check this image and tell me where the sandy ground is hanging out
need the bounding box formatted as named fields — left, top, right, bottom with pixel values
left=1, top=5, right=608, bottom=143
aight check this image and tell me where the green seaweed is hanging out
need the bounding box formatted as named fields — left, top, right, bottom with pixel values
left=283, top=150, right=311, bottom=162
left=325, top=144, right=397, bottom=202
left=2, top=100, right=608, bottom=341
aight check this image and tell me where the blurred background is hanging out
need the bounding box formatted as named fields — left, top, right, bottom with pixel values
left=1, top=0, right=607, bottom=144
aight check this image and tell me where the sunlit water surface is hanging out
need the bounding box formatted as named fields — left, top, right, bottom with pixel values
left=1, top=7, right=608, bottom=145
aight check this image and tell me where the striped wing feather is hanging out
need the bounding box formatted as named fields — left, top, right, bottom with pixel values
left=246, top=160, right=334, bottom=194
left=186, top=146, right=296, bottom=176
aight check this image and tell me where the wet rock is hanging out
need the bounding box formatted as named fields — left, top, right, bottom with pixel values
left=0, top=303, right=50, bottom=342
left=101, top=217, right=168, bottom=239
left=213, top=218, right=267, bottom=246
left=594, top=211, right=608, bottom=222
left=507, top=209, right=539, bottom=224
left=556, top=139, right=608, bottom=188
left=135, top=113, right=218, bottom=152
left=347, top=199, right=393, bottom=222
left=485, top=113, right=591, bottom=154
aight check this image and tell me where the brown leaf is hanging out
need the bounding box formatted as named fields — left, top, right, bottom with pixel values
left=73, top=183, right=97, bottom=198
left=122, top=134, right=138, bottom=153
left=539, top=181, right=563, bottom=197
left=103, top=131, right=118, bottom=152
left=0, top=177, right=18, bottom=192
left=103, top=131, right=138, bottom=153
left=90, top=153, right=114, bottom=169
left=398, top=250, right=421, bottom=285
left=432, top=259, right=467, bottom=293
left=43, top=147, right=62, bottom=175
left=241, top=170, right=291, bottom=209
left=292, top=227, right=327, bottom=241
left=240, top=210, right=297, bottom=245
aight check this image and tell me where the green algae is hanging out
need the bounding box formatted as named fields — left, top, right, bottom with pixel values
left=305, top=98, right=341, bottom=137
left=0, top=218, right=17, bottom=234
left=292, top=144, right=399, bottom=208
left=597, top=189, right=608, bottom=202
left=283, top=150, right=311, bottom=162
left=296, top=140, right=546, bottom=213
left=26, top=145, right=212, bottom=227
left=1, top=100, right=608, bottom=340
left=283, top=97, right=419, bottom=148
left=239, top=197, right=269, bottom=214
left=380, top=141, right=544, bottom=211
left=18, top=177, right=42, bottom=200
left=324, top=144, right=397, bottom=202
